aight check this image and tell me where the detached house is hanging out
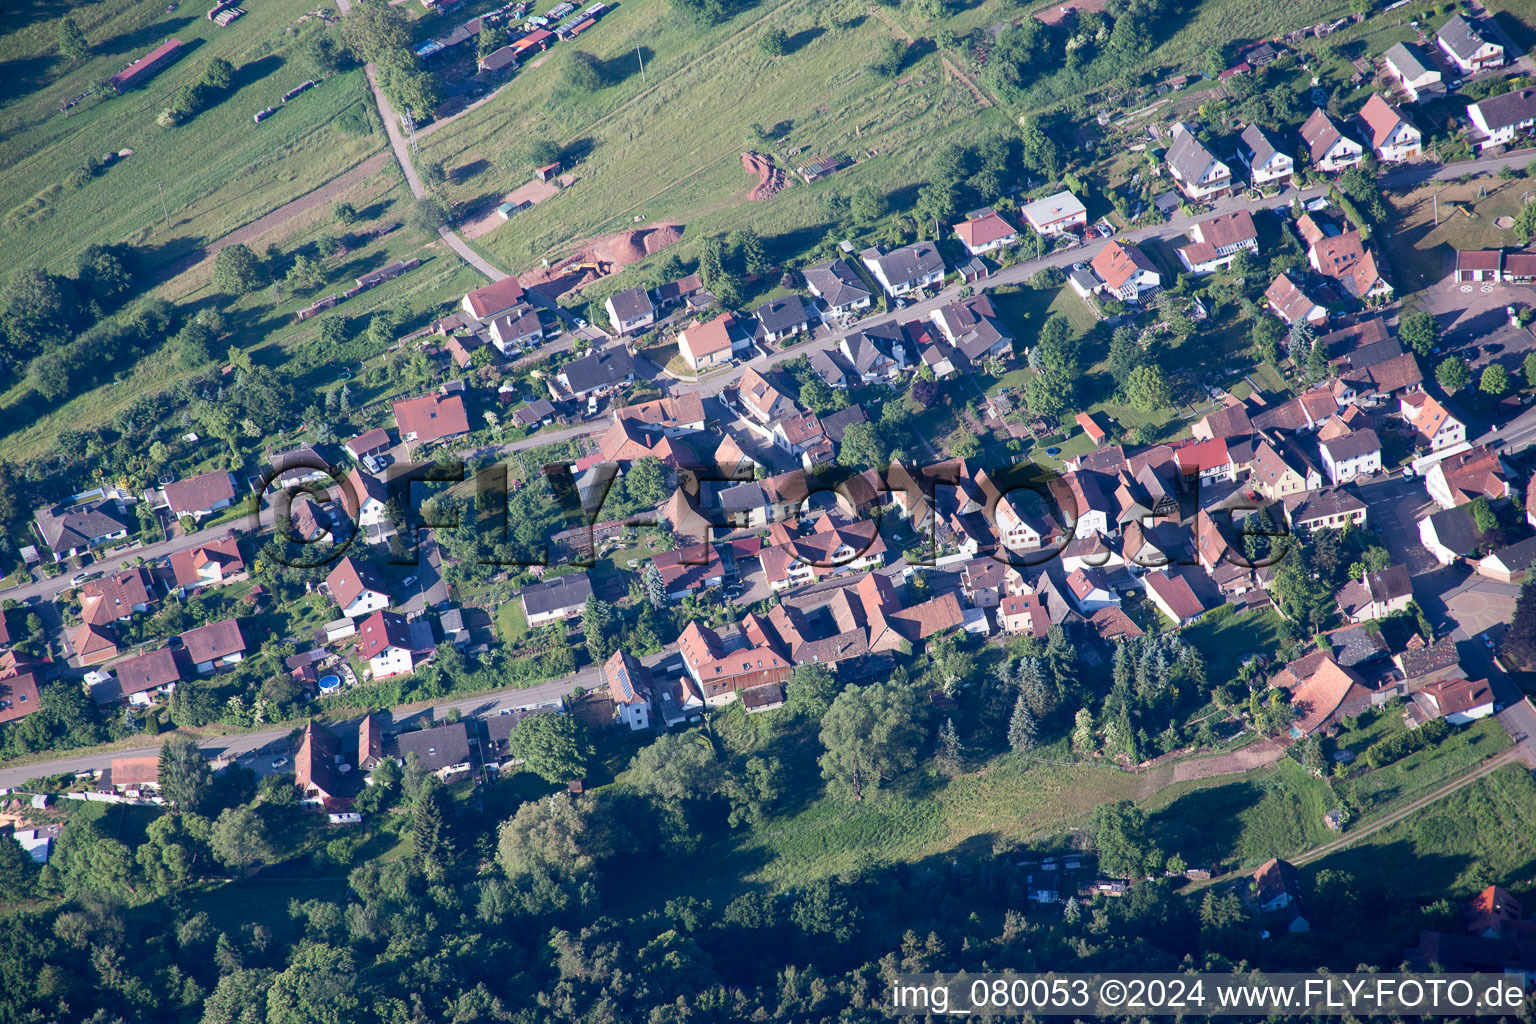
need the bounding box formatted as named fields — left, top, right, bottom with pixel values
left=1164, top=123, right=1233, bottom=200
left=558, top=347, right=636, bottom=398
left=393, top=393, right=469, bottom=446
left=326, top=557, right=391, bottom=618
left=839, top=331, right=900, bottom=382
left=180, top=619, right=246, bottom=673
left=603, top=649, right=653, bottom=730
left=1400, top=392, right=1465, bottom=451
left=357, top=610, right=436, bottom=679
left=1319, top=428, right=1382, bottom=485
left=929, top=294, right=1013, bottom=366
left=1383, top=41, right=1444, bottom=102
left=169, top=535, right=245, bottom=591
left=678, top=314, right=753, bottom=371
left=1020, top=190, right=1088, bottom=236
left=1090, top=240, right=1161, bottom=303
left=489, top=304, right=545, bottom=354
left=1265, top=272, right=1328, bottom=326
left=1249, top=440, right=1322, bottom=501
left=1176, top=210, right=1259, bottom=274
left=1466, top=88, right=1536, bottom=150
left=1414, top=676, right=1496, bottom=726
left=34, top=495, right=131, bottom=562
left=752, top=295, right=814, bottom=344
left=1336, top=564, right=1413, bottom=622
left=605, top=286, right=657, bottom=335
left=1438, top=14, right=1504, bottom=74
left=519, top=572, right=593, bottom=627
left=738, top=367, right=797, bottom=423
left=1309, top=230, right=1392, bottom=302
left=802, top=259, right=873, bottom=317
left=1358, top=94, right=1422, bottom=162
left=953, top=209, right=1019, bottom=255
left=79, top=569, right=155, bottom=626
left=1237, top=124, right=1294, bottom=185
left=1426, top=446, right=1510, bottom=508
left=860, top=241, right=946, bottom=296
left=1300, top=108, right=1364, bottom=173
left=162, top=470, right=237, bottom=521
left=461, top=277, right=528, bottom=325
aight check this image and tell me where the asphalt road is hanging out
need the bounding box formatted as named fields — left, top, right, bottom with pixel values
left=0, top=647, right=681, bottom=790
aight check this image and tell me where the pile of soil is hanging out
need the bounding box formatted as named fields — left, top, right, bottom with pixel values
left=519, top=221, right=686, bottom=299
left=742, top=152, right=788, bottom=201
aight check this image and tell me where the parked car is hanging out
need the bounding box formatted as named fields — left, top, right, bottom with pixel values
left=271, top=756, right=289, bottom=769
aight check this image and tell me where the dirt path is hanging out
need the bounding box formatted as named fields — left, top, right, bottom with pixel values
left=158, top=151, right=392, bottom=283
left=1170, top=737, right=1286, bottom=782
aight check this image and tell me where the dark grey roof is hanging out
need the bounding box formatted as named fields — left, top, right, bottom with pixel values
left=1490, top=535, right=1536, bottom=572
left=607, top=286, right=654, bottom=322
left=1320, top=428, right=1381, bottom=462
left=1438, top=13, right=1492, bottom=61
left=1153, top=191, right=1182, bottom=214
left=805, top=347, right=849, bottom=386
left=483, top=706, right=556, bottom=747
left=561, top=348, right=636, bottom=395
left=1472, top=88, right=1536, bottom=133
left=1239, top=123, right=1286, bottom=167
left=519, top=572, right=592, bottom=616
left=1384, top=41, right=1436, bottom=80
left=753, top=294, right=812, bottom=333
left=843, top=331, right=885, bottom=373
left=719, top=481, right=766, bottom=515
left=1165, top=124, right=1225, bottom=185
left=803, top=259, right=872, bottom=307
left=819, top=405, right=868, bottom=444
left=395, top=721, right=471, bottom=772
left=34, top=499, right=130, bottom=554
left=1284, top=488, right=1366, bottom=522
left=865, top=241, right=945, bottom=285
left=512, top=398, right=556, bottom=427
left=1423, top=503, right=1480, bottom=556
left=1331, top=624, right=1389, bottom=667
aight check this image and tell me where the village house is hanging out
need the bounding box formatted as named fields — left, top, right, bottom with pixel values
left=840, top=328, right=902, bottom=382
left=461, top=277, right=528, bottom=325
left=339, top=468, right=390, bottom=534
left=616, top=393, right=707, bottom=436
left=1400, top=392, right=1465, bottom=451
left=1253, top=857, right=1311, bottom=931
left=1336, top=564, right=1413, bottom=622
left=802, top=259, right=873, bottom=317
left=1419, top=502, right=1484, bottom=565
left=519, top=573, right=593, bottom=627
left=1413, top=676, right=1496, bottom=726
left=738, top=367, right=798, bottom=424
left=393, top=393, right=470, bottom=446
left=168, top=535, right=245, bottom=591
left=999, top=593, right=1050, bottom=637
left=1236, top=124, right=1294, bottom=185
left=604, top=286, right=657, bottom=335
left=1020, top=190, right=1088, bottom=236
left=395, top=721, right=473, bottom=777
left=1283, top=488, right=1368, bottom=531
left=1300, top=108, right=1364, bottom=172
left=79, top=568, right=156, bottom=626
left=346, top=428, right=393, bottom=463
left=1383, top=41, right=1444, bottom=102
left=860, top=241, right=946, bottom=297
left=760, top=516, right=886, bottom=592
left=1164, top=123, right=1233, bottom=200
left=1249, top=440, right=1322, bottom=501
left=603, top=649, right=654, bottom=730
left=180, top=618, right=246, bottom=673
left=1091, top=240, right=1162, bottom=303
left=678, top=313, right=754, bottom=371
left=358, top=610, right=436, bottom=679
left=753, top=294, right=815, bottom=344
left=1466, top=87, right=1536, bottom=150
left=0, top=651, right=43, bottom=726
left=1426, top=446, right=1510, bottom=508
left=1174, top=437, right=1236, bottom=484
left=929, top=294, right=1014, bottom=366
left=650, top=542, right=727, bottom=600
left=488, top=304, right=544, bottom=355
left=325, top=557, right=391, bottom=618
left=34, top=494, right=131, bottom=562
left=953, top=208, right=1020, bottom=255
left=678, top=619, right=793, bottom=705
left=1358, top=93, right=1422, bottom=162
left=161, top=470, right=238, bottom=521
left=1437, top=13, right=1504, bottom=74
left=295, top=722, right=350, bottom=806
left=558, top=347, right=636, bottom=398
left=106, top=647, right=183, bottom=706
left=1309, top=230, right=1392, bottom=302
left=651, top=272, right=707, bottom=312
left=1319, top=428, right=1382, bottom=485
left=1265, top=272, right=1329, bottom=326
left=1177, top=210, right=1259, bottom=275
left=1139, top=566, right=1216, bottom=627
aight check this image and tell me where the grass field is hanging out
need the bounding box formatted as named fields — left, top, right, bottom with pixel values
left=1383, top=178, right=1536, bottom=299
left=0, top=0, right=385, bottom=277
left=422, top=0, right=1007, bottom=283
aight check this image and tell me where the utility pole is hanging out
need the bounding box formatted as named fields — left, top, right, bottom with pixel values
left=636, top=46, right=645, bottom=83
left=158, top=182, right=169, bottom=228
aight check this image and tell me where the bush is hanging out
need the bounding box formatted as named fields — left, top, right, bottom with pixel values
left=562, top=50, right=604, bottom=92
left=1363, top=718, right=1448, bottom=769
left=867, top=38, right=906, bottom=77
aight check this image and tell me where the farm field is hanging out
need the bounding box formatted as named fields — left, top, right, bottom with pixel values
left=0, top=0, right=386, bottom=277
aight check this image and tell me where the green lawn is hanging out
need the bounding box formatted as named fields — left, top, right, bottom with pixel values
left=1147, top=756, right=1336, bottom=870
left=495, top=598, right=528, bottom=643
left=0, top=0, right=385, bottom=277
left=1183, top=605, right=1289, bottom=682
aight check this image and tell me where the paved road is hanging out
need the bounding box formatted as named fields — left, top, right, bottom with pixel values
left=1496, top=697, right=1536, bottom=769
left=0, top=647, right=682, bottom=790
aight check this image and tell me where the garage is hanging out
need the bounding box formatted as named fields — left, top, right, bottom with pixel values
left=1456, top=249, right=1502, bottom=281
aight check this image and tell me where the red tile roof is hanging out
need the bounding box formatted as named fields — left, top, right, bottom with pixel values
left=954, top=210, right=1018, bottom=248
left=464, top=277, right=526, bottom=319
left=393, top=393, right=470, bottom=443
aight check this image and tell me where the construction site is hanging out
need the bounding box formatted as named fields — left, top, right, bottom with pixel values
left=517, top=220, right=685, bottom=299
